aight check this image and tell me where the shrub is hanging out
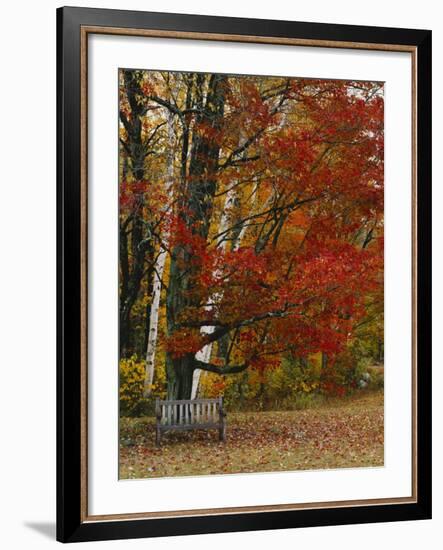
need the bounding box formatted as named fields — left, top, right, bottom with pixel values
left=198, top=355, right=322, bottom=411
left=119, top=355, right=167, bottom=417
left=367, top=366, right=384, bottom=389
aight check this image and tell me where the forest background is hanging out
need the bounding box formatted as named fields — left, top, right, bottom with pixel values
left=118, top=69, right=384, bottom=417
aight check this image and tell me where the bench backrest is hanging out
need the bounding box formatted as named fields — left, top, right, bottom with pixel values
left=156, top=397, right=223, bottom=427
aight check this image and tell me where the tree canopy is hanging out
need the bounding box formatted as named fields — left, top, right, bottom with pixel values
left=118, top=69, right=384, bottom=401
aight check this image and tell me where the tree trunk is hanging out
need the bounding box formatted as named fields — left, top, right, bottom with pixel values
left=143, top=249, right=167, bottom=396
left=144, top=107, right=176, bottom=396
left=192, top=187, right=236, bottom=398
left=166, top=74, right=227, bottom=400
left=321, top=352, right=328, bottom=370
left=119, top=69, right=154, bottom=358
left=377, top=338, right=384, bottom=363
left=119, top=215, right=151, bottom=358
left=166, top=354, right=195, bottom=400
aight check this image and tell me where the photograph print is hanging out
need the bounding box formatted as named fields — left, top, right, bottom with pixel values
left=118, top=68, right=384, bottom=480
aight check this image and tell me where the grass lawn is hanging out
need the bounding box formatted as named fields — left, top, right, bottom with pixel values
left=119, top=390, right=384, bottom=479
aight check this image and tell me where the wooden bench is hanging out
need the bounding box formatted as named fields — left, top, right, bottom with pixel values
left=155, top=397, right=226, bottom=446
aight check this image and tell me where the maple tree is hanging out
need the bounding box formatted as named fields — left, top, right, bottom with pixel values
left=119, top=69, right=384, bottom=401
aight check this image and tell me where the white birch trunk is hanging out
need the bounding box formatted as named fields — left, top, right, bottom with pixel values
left=144, top=251, right=167, bottom=396
left=191, top=188, right=235, bottom=398
left=233, top=180, right=258, bottom=251
left=144, top=109, right=175, bottom=397
left=191, top=177, right=258, bottom=398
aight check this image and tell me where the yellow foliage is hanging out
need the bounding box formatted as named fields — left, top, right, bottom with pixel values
left=119, top=356, right=145, bottom=414
left=198, top=354, right=322, bottom=410
left=119, top=355, right=167, bottom=416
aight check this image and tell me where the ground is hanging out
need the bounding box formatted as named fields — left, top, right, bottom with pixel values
left=119, top=390, right=384, bottom=479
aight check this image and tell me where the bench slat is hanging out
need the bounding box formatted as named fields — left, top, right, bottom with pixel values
left=156, top=398, right=223, bottom=405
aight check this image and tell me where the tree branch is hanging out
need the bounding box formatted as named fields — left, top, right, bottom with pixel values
left=194, top=359, right=249, bottom=375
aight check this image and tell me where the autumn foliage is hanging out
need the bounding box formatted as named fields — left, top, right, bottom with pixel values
left=118, top=69, right=384, bottom=402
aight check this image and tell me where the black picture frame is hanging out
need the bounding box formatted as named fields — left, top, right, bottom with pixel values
left=57, top=6, right=432, bottom=543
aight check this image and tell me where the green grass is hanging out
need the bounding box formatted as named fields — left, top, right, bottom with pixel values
left=119, top=390, right=384, bottom=479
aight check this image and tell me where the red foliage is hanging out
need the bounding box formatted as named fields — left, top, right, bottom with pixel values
left=121, top=75, right=384, bottom=377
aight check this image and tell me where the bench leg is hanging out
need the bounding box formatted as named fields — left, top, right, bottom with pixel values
left=156, top=426, right=161, bottom=447
left=219, top=418, right=226, bottom=442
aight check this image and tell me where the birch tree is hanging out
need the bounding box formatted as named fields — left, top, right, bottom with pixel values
left=143, top=107, right=176, bottom=396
